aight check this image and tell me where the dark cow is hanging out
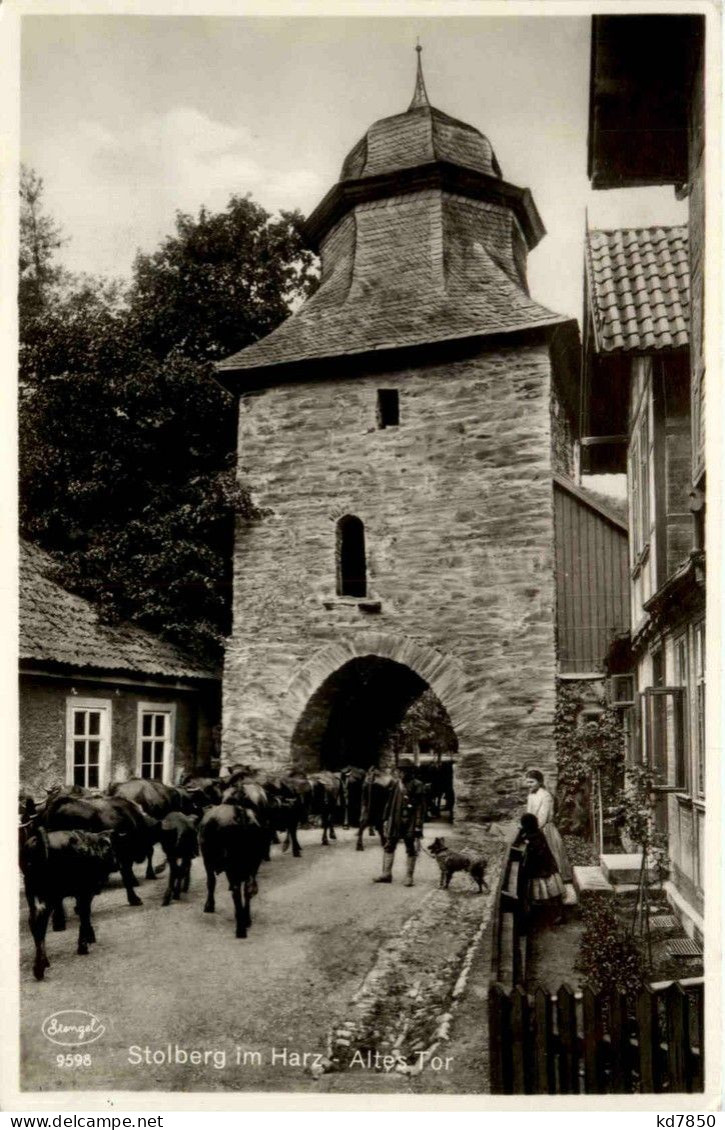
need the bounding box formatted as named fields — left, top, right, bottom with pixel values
left=19, top=793, right=38, bottom=856
left=309, top=771, right=342, bottom=846
left=109, top=778, right=181, bottom=879
left=221, top=781, right=273, bottom=859
left=339, top=766, right=366, bottom=830
left=21, top=826, right=117, bottom=980
left=159, top=812, right=199, bottom=906
left=199, top=804, right=268, bottom=938
left=356, top=768, right=395, bottom=851
left=19, top=792, right=36, bottom=822
left=275, top=769, right=314, bottom=825
left=416, top=760, right=455, bottom=823
left=222, top=780, right=303, bottom=859
left=43, top=794, right=159, bottom=911
left=261, top=769, right=313, bottom=827
left=181, top=776, right=223, bottom=809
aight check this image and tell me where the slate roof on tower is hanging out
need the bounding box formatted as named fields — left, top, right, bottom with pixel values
left=341, top=49, right=503, bottom=183
left=218, top=53, right=574, bottom=383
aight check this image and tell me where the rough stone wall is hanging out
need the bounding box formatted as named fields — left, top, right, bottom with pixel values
left=550, top=381, right=575, bottom=478
left=19, top=673, right=207, bottom=797
left=223, top=340, right=560, bottom=820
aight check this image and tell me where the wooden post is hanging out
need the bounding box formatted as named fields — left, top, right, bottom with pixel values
left=511, top=986, right=531, bottom=1093
left=636, top=985, right=659, bottom=1093
left=694, top=982, right=705, bottom=1092
left=533, top=988, right=555, bottom=1094
left=556, top=984, right=579, bottom=1094
left=582, top=985, right=605, bottom=1093
left=608, top=990, right=630, bottom=1092
left=489, top=983, right=512, bottom=1094
left=666, top=982, right=689, bottom=1093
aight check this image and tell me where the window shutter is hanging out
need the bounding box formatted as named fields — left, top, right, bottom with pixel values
left=642, top=687, right=687, bottom=789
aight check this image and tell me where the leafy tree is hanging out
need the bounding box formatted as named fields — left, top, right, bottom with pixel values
left=19, top=165, right=66, bottom=323
left=19, top=174, right=317, bottom=662
left=128, top=195, right=316, bottom=363
left=19, top=272, right=127, bottom=391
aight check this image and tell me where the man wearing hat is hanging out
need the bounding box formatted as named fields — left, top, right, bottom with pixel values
left=373, top=758, right=427, bottom=887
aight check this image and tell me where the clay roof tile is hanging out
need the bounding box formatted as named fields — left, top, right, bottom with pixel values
left=586, top=226, right=689, bottom=353
left=19, top=541, right=217, bottom=681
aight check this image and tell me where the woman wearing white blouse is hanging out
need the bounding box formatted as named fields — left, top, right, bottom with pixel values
left=525, top=769, right=572, bottom=882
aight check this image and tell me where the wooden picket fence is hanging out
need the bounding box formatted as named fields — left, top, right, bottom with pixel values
left=489, top=842, right=527, bottom=988
left=489, top=979, right=704, bottom=1094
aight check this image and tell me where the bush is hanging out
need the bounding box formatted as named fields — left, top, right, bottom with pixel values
left=575, top=896, right=647, bottom=994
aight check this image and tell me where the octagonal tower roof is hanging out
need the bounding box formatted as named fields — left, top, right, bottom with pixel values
left=217, top=50, right=575, bottom=385
left=340, top=47, right=503, bottom=183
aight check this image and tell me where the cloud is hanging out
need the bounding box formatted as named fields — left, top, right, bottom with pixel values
left=34, top=107, right=326, bottom=279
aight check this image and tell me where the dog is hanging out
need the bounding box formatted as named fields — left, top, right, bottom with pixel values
left=427, top=836, right=488, bottom=893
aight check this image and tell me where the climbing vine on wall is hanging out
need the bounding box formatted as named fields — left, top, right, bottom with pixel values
left=555, top=681, right=625, bottom=840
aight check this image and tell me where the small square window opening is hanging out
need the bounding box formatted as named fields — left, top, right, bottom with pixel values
left=377, top=389, right=399, bottom=428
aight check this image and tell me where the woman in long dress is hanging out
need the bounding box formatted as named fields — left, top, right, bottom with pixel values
left=524, top=769, right=572, bottom=883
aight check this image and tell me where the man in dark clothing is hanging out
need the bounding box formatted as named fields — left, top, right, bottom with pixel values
left=373, top=759, right=427, bottom=887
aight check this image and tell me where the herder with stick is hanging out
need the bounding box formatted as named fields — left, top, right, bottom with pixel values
left=373, top=758, right=427, bottom=887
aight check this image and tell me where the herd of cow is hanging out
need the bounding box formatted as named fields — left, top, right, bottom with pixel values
left=18, top=761, right=455, bottom=982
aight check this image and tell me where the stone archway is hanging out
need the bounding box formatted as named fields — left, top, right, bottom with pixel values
left=289, top=655, right=458, bottom=772
left=281, top=634, right=475, bottom=749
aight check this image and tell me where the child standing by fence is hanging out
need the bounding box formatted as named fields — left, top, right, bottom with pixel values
left=515, top=812, right=566, bottom=925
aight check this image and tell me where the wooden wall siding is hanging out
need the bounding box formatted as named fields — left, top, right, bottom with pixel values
left=554, top=483, right=630, bottom=673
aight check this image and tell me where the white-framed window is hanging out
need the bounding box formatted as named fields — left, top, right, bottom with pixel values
left=610, top=674, right=635, bottom=707
left=640, top=686, right=686, bottom=790
left=66, top=698, right=112, bottom=790
left=137, top=702, right=176, bottom=783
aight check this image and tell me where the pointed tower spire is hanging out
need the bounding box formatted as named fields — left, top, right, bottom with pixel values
left=408, top=42, right=430, bottom=110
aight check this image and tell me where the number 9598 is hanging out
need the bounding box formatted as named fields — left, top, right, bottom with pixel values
left=57, top=1053, right=92, bottom=1068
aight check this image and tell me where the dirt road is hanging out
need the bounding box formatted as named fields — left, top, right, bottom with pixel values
left=21, top=822, right=476, bottom=1094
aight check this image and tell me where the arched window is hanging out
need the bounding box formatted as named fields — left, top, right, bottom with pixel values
left=337, top=515, right=367, bottom=598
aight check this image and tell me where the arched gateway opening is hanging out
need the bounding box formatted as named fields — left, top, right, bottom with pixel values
left=290, top=655, right=458, bottom=773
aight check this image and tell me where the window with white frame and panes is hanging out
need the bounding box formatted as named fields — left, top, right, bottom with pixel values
left=138, top=703, right=175, bottom=782
left=66, top=698, right=111, bottom=789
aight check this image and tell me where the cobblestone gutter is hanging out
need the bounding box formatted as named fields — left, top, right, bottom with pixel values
left=315, top=829, right=506, bottom=1078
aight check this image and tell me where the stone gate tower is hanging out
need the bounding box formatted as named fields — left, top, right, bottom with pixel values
left=217, top=54, right=580, bottom=820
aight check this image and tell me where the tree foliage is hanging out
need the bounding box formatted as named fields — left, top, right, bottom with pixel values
left=610, top=764, right=669, bottom=875
left=19, top=175, right=318, bottom=662
left=554, top=683, right=625, bottom=837
left=128, top=196, right=316, bottom=363
left=19, top=165, right=66, bottom=322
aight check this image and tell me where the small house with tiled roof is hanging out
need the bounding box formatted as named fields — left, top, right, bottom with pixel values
left=215, top=53, right=628, bottom=821
left=581, top=221, right=704, bottom=935
left=19, top=540, right=220, bottom=796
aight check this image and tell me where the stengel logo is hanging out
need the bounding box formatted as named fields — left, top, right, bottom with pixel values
left=41, top=1010, right=106, bottom=1047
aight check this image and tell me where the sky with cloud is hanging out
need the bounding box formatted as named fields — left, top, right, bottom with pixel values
left=21, top=14, right=687, bottom=325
